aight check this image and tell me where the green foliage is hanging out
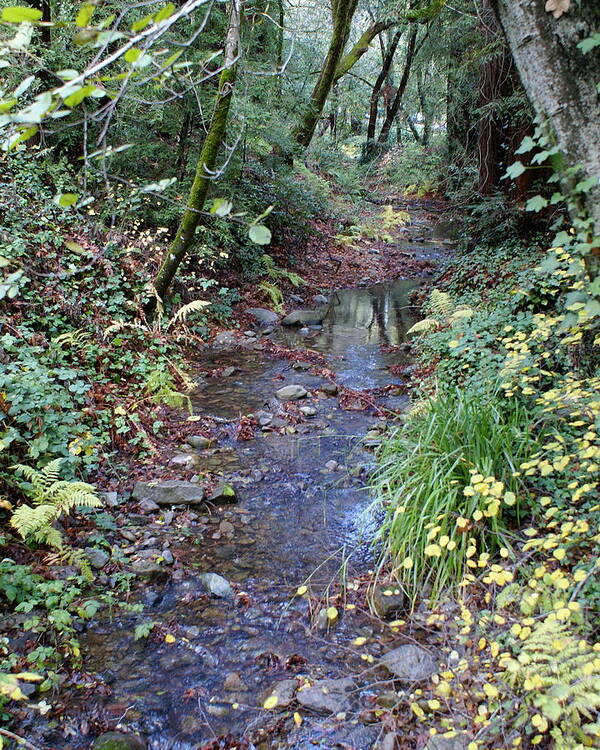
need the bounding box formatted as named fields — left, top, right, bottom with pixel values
left=372, top=388, right=537, bottom=599
left=501, top=618, right=600, bottom=746
left=10, top=459, right=101, bottom=574
left=376, top=142, right=445, bottom=194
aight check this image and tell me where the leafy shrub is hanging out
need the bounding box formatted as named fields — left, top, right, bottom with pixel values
left=372, top=388, right=538, bottom=599
left=375, top=141, right=445, bottom=194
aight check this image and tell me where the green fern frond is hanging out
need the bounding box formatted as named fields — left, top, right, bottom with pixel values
left=167, top=299, right=211, bottom=329
left=258, top=281, right=284, bottom=313
left=406, top=317, right=439, bottom=336
left=11, top=504, right=57, bottom=539
left=429, top=289, right=452, bottom=317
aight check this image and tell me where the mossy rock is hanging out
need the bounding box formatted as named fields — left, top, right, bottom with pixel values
left=92, top=731, right=146, bottom=750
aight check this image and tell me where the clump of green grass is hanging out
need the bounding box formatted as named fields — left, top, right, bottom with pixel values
left=371, top=388, right=540, bottom=601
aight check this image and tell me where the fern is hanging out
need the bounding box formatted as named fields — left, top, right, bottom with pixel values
left=502, top=617, right=600, bottom=746
left=166, top=299, right=211, bottom=329
left=144, top=368, right=192, bottom=414
left=10, top=460, right=101, bottom=571
left=258, top=281, right=284, bottom=312
left=407, top=290, right=473, bottom=337
left=429, top=289, right=452, bottom=317
left=406, top=318, right=440, bottom=335
left=262, top=254, right=306, bottom=288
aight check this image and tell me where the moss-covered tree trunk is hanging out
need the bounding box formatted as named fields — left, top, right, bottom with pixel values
left=291, top=0, right=359, bottom=149
left=151, top=0, right=241, bottom=304
left=333, top=20, right=394, bottom=84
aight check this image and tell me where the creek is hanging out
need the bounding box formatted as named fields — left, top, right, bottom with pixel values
left=38, top=206, right=454, bottom=750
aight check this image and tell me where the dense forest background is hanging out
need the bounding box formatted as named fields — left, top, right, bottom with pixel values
left=0, top=0, right=599, bottom=747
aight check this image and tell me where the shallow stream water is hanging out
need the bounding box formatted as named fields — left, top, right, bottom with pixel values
left=34, top=208, right=453, bottom=750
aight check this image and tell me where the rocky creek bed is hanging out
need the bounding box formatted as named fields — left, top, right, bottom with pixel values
left=19, top=207, right=457, bottom=750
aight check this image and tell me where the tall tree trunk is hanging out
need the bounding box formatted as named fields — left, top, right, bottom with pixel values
left=175, top=110, right=192, bottom=181
left=477, top=0, right=513, bottom=195
left=492, top=0, right=600, bottom=232
left=333, top=20, right=394, bottom=84
left=377, top=25, right=418, bottom=144
left=367, top=30, right=402, bottom=142
left=151, top=0, right=241, bottom=304
left=291, top=0, right=359, bottom=149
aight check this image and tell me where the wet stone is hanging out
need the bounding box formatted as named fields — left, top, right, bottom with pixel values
left=186, top=435, right=214, bottom=449
left=223, top=672, right=249, bottom=691
left=132, top=480, right=205, bottom=506
left=299, top=405, right=317, bottom=417
left=282, top=309, right=328, bottom=326
left=320, top=382, right=339, bottom=395
left=172, top=453, right=201, bottom=469
left=198, top=572, right=234, bottom=599
left=207, top=481, right=237, bottom=504
left=292, top=360, right=311, bottom=371
left=85, top=547, right=110, bottom=569
left=276, top=384, right=308, bottom=400
left=371, top=585, right=406, bottom=619
left=265, top=678, right=298, bottom=708
left=296, top=677, right=354, bottom=714
left=381, top=644, right=439, bottom=681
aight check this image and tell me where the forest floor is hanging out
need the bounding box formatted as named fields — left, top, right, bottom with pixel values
left=8, top=196, right=459, bottom=750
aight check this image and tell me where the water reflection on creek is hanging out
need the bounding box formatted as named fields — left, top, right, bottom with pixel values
left=61, top=273, right=439, bottom=749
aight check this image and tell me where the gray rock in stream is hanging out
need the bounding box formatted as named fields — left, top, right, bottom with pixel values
left=276, top=384, right=308, bottom=401
left=131, top=480, right=205, bottom=505
left=265, top=678, right=298, bottom=708
left=92, top=731, right=146, bottom=750
left=282, top=309, right=328, bottom=326
left=199, top=572, right=234, bottom=599
left=371, top=584, right=406, bottom=619
left=186, top=434, right=214, bottom=449
left=296, top=677, right=354, bottom=713
left=245, top=307, right=280, bottom=325
left=381, top=644, right=439, bottom=681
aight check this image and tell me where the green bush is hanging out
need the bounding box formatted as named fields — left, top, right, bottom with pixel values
left=372, top=388, right=540, bottom=600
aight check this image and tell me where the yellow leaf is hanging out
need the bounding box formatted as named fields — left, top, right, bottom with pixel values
left=164, top=634, right=176, bottom=643
left=296, top=585, right=308, bottom=596
left=326, top=606, right=339, bottom=621
left=293, top=711, right=302, bottom=727
left=353, top=636, right=367, bottom=646
left=263, top=695, right=278, bottom=709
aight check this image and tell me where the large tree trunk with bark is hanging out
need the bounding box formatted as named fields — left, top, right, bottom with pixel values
left=377, top=25, right=418, bottom=144
left=492, top=0, right=600, bottom=229
left=151, top=0, right=241, bottom=304
left=477, top=0, right=515, bottom=195
left=291, top=0, right=359, bottom=149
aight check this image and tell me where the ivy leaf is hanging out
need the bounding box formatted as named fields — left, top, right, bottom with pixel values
left=1, top=6, right=43, bottom=22
left=503, top=161, right=526, bottom=180
left=515, top=136, right=536, bottom=155
left=577, top=32, right=600, bottom=53
left=248, top=224, right=272, bottom=245
left=525, top=195, right=548, bottom=212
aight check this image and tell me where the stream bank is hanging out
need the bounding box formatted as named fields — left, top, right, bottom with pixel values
left=24, top=202, right=455, bottom=750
